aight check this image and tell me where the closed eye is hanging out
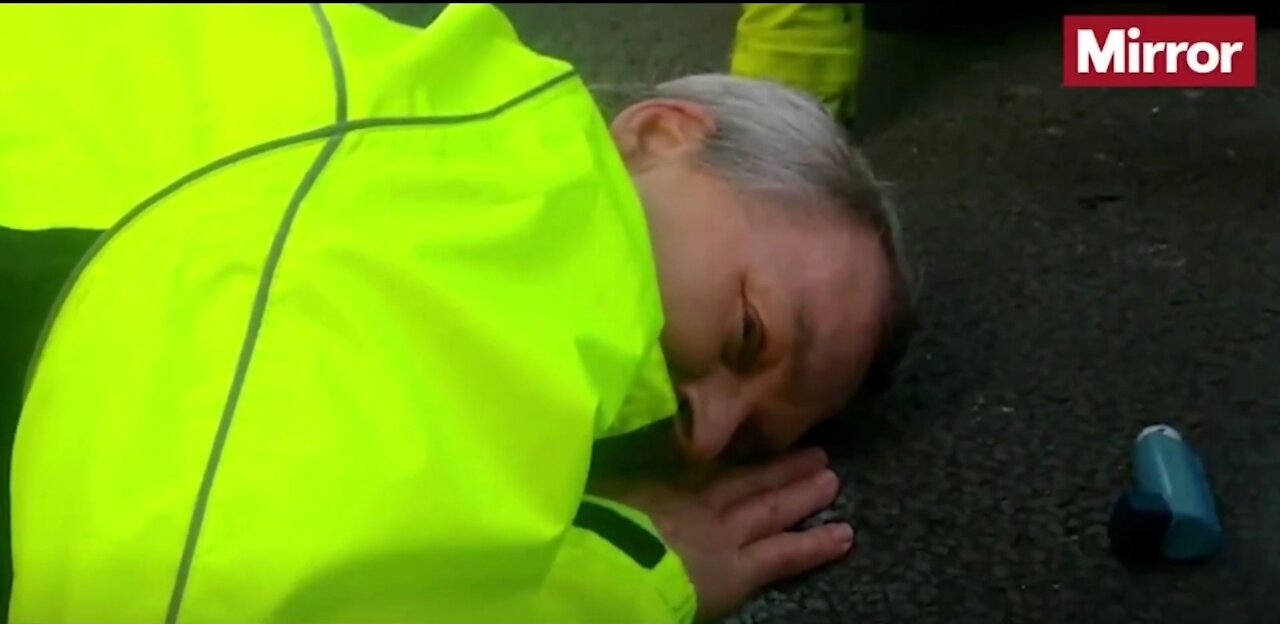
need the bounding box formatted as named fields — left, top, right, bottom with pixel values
left=736, top=304, right=766, bottom=371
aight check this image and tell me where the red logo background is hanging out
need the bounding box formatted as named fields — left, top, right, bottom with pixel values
left=1063, top=15, right=1257, bottom=87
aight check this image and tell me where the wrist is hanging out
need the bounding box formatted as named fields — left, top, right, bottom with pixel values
left=579, top=495, right=698, bottom=623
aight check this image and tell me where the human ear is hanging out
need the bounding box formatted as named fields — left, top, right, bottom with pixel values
left=609, top=99, right=716, bottom=172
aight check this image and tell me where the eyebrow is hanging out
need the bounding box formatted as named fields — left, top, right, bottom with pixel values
left=788, top=302, right=815, bottom=389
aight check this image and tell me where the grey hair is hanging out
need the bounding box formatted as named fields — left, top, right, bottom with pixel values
left=632, top=73, right=919, bottom=398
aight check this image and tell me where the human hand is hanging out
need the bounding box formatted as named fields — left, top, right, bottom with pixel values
left=599, top=448, right=854, bottom=622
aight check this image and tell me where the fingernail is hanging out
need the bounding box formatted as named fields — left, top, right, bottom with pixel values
left=804, top=447, right=829, bottom=465
left=831, top=523, right=855, bottom=548
left=813, top=469, right=838, bottom=488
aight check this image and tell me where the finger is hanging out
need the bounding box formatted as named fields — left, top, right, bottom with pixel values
left=705, top=447, right=828, bottom=509
left=740, top=523, right=855, bottom=588
left=728, top=468, right=840, bottom=542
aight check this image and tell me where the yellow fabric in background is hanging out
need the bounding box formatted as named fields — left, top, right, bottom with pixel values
left=731, top=3, right=864, bottom=118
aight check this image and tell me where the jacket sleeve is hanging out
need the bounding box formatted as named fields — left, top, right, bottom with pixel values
left=539, top=496, right=698, bottom=624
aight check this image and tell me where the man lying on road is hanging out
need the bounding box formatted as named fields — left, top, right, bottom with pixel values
left=1, top=3, right=915, bottom=623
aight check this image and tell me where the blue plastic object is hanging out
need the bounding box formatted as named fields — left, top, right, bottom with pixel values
left=1108, top=425, right=1223, bottom=562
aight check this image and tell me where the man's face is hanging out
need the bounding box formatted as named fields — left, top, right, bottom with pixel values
left=608, top=99, right=893, bottom=470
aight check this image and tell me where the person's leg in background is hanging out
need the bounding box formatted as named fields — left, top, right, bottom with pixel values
left=730, top=3, right=863, bottom=124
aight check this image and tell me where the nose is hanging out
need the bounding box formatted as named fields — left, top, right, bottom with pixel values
left=673, top=382, right=750, bottom=464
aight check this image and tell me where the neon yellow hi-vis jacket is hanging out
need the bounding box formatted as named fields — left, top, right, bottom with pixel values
left=5, top=4, right=695, bottom=623
left=730, top=3, right=864, bottom=118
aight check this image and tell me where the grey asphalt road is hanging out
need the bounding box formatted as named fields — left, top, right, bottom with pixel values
left=369, top=4, right=1280, bottom=623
